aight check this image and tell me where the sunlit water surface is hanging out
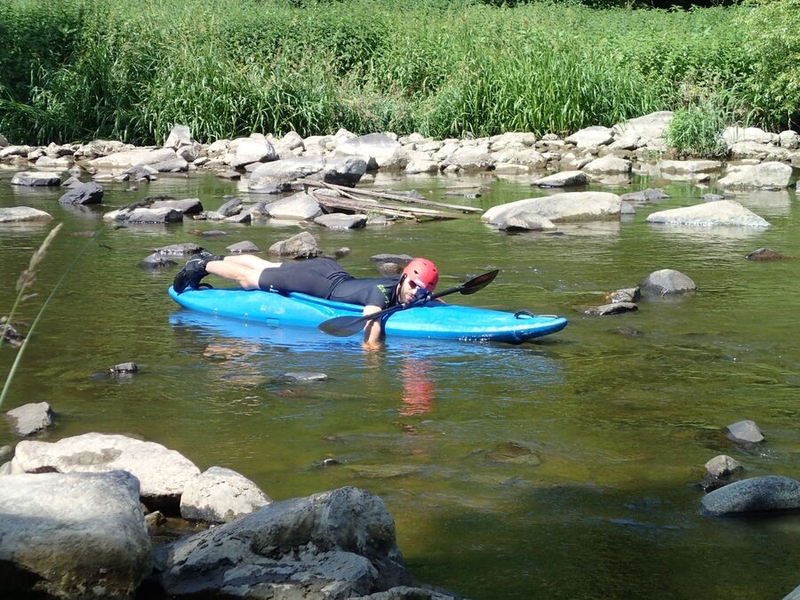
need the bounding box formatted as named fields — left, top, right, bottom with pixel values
left=1, top=167, right=798, bottom=600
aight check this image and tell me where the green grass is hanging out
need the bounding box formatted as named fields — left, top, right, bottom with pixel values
left=0, top=0, right=796, bottom=154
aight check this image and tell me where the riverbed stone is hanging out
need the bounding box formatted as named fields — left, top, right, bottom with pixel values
left=230, top=133, right=278, bottom=168
left=0, top=470, right=152, bottom=600
left=705, top=455, right=743, bottom=478
left=268, top=231, right=321, bottom=258
left=335, top=132, right=407, bottom=170
left=9, top=432, right=201, bottom=510
left=6, top=401, right=54, bottom=437
left=0, top=206, right=53, bottom=222
left=582, top=154, right=631, bottom=174
left=531, top=170, right=588, bottom=187
left=153, top=486, right=411, bottom=598
left=566, top=125, right=614, bottom=148
left=482, top=191, right=623, bottom=231
left=262, top=191, right=323, bottom=220
left=645, top=200, right=771, bottom=228
left=727, top=419, right=765, bottom=443
left=658, top=159, right=723, bottom=175
left=717, top=161, right=794, bottom=190
left=180, top=466, right=272, bottom=523
left=701, top=475, right=800, bottom=516
left=315, top=212, right=368, bottom=229
left=58, top=180, right=104, bottom=205
left=150, top=197, right=204, bottom=215
left=10, top=171, right=62, bottom=186
left=639, top=269, right=696, bottom=297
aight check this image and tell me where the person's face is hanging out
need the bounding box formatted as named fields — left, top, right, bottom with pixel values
left=399, top=277, right=428, bottom=304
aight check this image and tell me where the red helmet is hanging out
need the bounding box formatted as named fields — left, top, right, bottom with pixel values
left=402, top=258, right=439, bottom=292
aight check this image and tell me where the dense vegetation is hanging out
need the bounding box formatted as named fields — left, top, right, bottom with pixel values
left=0, top=0, right=797, bottom=157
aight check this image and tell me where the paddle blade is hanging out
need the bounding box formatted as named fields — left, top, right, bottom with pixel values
left=458, top=269, right=499, bottom=295
left=317, top=315, right=367, bottom=337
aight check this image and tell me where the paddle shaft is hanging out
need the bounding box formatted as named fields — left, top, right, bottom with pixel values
left=318, top=269, right=499, bottom=337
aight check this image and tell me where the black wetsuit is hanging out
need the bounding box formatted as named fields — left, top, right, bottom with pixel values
left=258, top=258, right=400, bottom=308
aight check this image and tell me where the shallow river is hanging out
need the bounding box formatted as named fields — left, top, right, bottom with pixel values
left=1, top=166, right=798, bottom=599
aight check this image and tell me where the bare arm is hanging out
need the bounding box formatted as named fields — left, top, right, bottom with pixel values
left=361, top=304, right=384, bottom=347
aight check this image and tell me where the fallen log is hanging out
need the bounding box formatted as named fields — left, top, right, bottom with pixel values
left=298, top=179, right=482, bottom=214
left=308, top=189, right=460, bottom=221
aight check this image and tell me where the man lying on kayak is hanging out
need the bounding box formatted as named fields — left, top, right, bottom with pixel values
left=172, top=254, right=439, bottom=345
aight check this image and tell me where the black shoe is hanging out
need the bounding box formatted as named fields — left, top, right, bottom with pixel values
left=173, top=255, right=209, bottom=293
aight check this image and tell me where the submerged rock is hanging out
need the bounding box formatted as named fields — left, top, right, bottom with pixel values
left=701, top=475, right=800, bottom=516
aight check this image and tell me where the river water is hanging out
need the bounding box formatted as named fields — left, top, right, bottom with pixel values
left=1, top=166, right=798, bottom=599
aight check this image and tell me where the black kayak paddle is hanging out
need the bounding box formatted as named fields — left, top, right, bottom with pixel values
left=317, top=269, right=499, bottom=337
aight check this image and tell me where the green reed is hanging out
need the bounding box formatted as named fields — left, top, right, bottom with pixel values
left=0, top=0, right=795, bottom=151
left=0, top=224, right=61, bottom=407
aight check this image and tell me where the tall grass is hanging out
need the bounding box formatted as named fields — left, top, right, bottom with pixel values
left=0, top=0, right=795, bottom=150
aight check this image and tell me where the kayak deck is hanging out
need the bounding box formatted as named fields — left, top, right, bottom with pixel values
left=168, top=286, right=567, bottom=344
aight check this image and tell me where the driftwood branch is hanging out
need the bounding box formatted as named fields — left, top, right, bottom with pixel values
left=298, top=178, right=483, bottom=222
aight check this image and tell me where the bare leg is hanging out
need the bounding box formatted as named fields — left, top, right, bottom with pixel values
left=206, top=255, right=282, bottom=290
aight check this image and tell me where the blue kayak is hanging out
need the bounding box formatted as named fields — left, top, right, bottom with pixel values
left=168, top=286, right=567, bottom=344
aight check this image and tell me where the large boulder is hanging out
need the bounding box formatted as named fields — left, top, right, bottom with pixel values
left=0, top=470, right=151, bottom=600
left=717, top=161, right=795, bottom=190
left=646, top=200, right=771, bottom=228
left=9, top=432, right=201, bottom=510
left=481, top=191, right=623, bottom=231
left=152, top=486, right=411, bottom=598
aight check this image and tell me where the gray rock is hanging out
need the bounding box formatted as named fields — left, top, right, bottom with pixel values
left=153, top=242, right=204, bottom=256
left=216, top=196, right=243, bottom=217
left=231, top=133, right=278, bottom=168
left=9, top=432, right=201, bottom=510
left=276, top=371, right=329, bottom=383
left=180, top=466, right=272, bottom=523
left=482, top=191, right=623, bottom=231
left=0, top=470, right=151, bottom=600
left=705, top=455, right=743, bottom=478
left=727, top=419, right=764, bottom=443
left=88, top=147, right=186, bottom=171
left=262, top=191, right=323, bottom=220
left=566, top=125, right=614, bottom=148
left=746, top=247, right=790, bottom=261
left=315, top=213, right=368, bottom=229
left=582, top=302, right=638, bottom=316
left=226, top=240, right=260, bottom=254
left=717, top=161, right=794, bottom=190
left=268, top=231, right=321, bottom=259
left=335, top=132, right=406, bottom=170
left=782, top=583, right=800, bottom=600
left=531, top=170, right=588, bottom=187
left=58, top=181, right=104, bottom=205
left=10, top=171, right=62, bottom=186
left=120, top=207, right=185, bottom=224
left=646, top=200, right=771, bottom=228
left=154, top=486, right=411, bottom=598
left=582, top=154, right=631, bottom=174
left=321, top=155, right=369, bottom=186
left=0, top=206, right=53, bottom=222
left=6, top=401, right=54, bottom=436
left=612, top=111, right=673, bottom=144
left=639, top=269, right=696, bottom=297
left=701, top=475, right=800, bottom=516
left=658, top=159, right=723, bottom=175
left=150, top=197, right=203, bottom=215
